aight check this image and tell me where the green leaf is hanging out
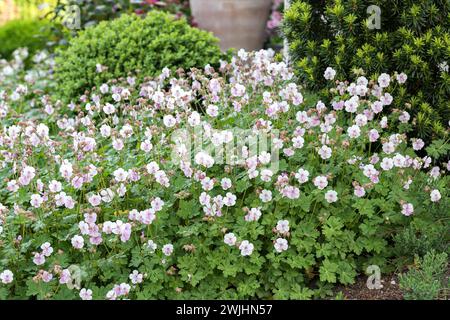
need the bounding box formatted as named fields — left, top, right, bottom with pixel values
left=177, top=200, right=201, bottom=219
left=236, top=178, right=251, bottom=193
left=426, top=139, right=450, bottom=159
left=290, top=284, right=315, bottom=300
left=337, top=261, right=357, bottom=284
left=0, top=287, right=9, bottom=300
left=319, top=259, right=338, bottom=283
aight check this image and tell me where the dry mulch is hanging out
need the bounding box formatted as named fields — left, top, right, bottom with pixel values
left=335, top=275, right=404, bottom=300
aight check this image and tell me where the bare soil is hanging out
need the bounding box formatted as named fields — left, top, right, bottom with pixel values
left=335, top=275, right=403, bottom=300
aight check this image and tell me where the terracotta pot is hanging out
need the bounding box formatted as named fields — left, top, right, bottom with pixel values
left=190, top=0, right=273, bottom=51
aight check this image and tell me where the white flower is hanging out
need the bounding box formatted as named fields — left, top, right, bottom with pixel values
left=282, top=186, right=300, bottom=199
left=33, top=253, right=45, bottom=265
left=296, top=111, right=309, bottom=123
left=295, top=168, right=309, bottom=184
left=393, top=154, right=406, bottom=168
left=7, top=180, right=19, bottom=193
left=259, top=190, right=272, bottom=203
left=188, top=111, right=201, bottom=127
left=344, top=96, right=359, bottom=113
left=79, top=288, right=92, bottom=300
left=276, top=220, right=289, bottom=234
left=382, top=142, right=395, bottom=154
left=41, top=242, right=53, bottom=257
left=224, top=193, right=237, bottom=207
left=100, top=124, right=111, bottom=137
left=381, top=93, right=393, bottom=106
left=103, top=103, right=116, bottom=115
left=259, top=152, right=271, bottom=165
left=274, top=238, right=288, bottom=253
left=100, top=83, right=109, bottom=94
left=147, top=240, right=157, bottom=252
left=324, top=67, right=336, bottom=80
left=396, top=72, right=407, bottom=84
left=129, top=270, right=143, bottom=284
left=239, top=240, right=254, bottom=256
left=201, top=177, right=214, bottom=191
left=206, top=105, right=219, bottom=117
left=354, top=186, right=366, bottom=198
left=313, top=176, right=328, bottom=190
left=208, top=78, right=221, bottom=94
left=194, top=151, right=214, bottom=168
left=118, top=184, right=127, bottom=197
left=318, top=145, right=332, bottom=159
left=36, top=124, right=49, bottom=137
left=412, top=139, right=425, bottom=151
left=119, top=124, right=133, bottom=138
left=221, top=178, right=232, bottom=190
left=380, top=116, right=388, bottom=128
left=430, top=190, right=441, bottom=202
left=151, top=197, right=164, bottom=212
left=260, top=169, right=273, bottom=182
left=347, top=125, right=361, bottom=139
left=238, top=49, right=248, bottom=61
left=368, top=129, right=379, bottom=142
left=245, top=208, right=262, bottom=222
left=231, top=83, right=245, bottom=97
left=292, top=136, right=305, bottom=149
left=112, top=93, right=121, bottom=102
left=355, top=114, right=368, bottom=127
left=371, top=101, right=383, bottom=114
left=30, top=194, right=44, bottom=208
left=48, top=180, right=62, bottom=193
left=378, top=73, right=391, bottom=88
left=71, top=235, right=84, bottom=249
left=0, top=270, right=13, bottom=284
left=399, top=111, right=410, bottom=123
left=324, top=190, right=338, bottom=203
left=162, top=244, right=174, bottom=256
left=363, top=164, right=378, bottom=178
left=113, top=168, right=128, bottom=182
left=88, top=194, right=101, bottom=207
left=59, top=161, right=73, bottom=179
left=163, top=115, right=176, bottom=128
left=146, top=161, right=160, bottom=175
left=224, top=233, right=237, bottom=246
left=401, top=203, right=414, bottom=216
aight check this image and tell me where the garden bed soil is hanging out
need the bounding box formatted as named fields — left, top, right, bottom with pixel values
left=336, top=275, right=403, bottom=300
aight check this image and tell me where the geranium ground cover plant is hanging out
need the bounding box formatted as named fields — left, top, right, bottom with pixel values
left=0, top=48, right=55, bottom=123
left=0, top=49, right=448, bottom=299
left=0, top=48, right=54, bottom=90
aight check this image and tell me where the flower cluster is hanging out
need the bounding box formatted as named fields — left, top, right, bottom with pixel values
left=0, top=49, right=447, bottom=300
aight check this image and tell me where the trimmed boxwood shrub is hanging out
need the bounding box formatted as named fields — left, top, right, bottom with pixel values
left=55, top=11, right=224, bottom=102
left=283, top=0, right=450, bottom=139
